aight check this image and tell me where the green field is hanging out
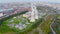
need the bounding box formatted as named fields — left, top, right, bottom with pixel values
left=55, top=15, right=60, bottom=34
left=40, top=15, right=54, bottom=34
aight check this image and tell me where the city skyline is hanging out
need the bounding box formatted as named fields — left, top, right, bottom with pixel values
left=0, top=0, right=60, bottom=3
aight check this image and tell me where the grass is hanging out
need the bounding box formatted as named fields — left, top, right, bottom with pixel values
left=0, top=25, right=13, bottom=33
left=55, top=17, right=60, bottom=34
left=56, top=23, right=60, bottom=34
left=40, top=15, right=54, bottom=34
left=13, top=18, right=20, bottom=24
left=32, top=30, right=39, bottom=34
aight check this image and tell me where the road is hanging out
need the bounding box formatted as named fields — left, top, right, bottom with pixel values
left=50, top=17, right=57, bottom=34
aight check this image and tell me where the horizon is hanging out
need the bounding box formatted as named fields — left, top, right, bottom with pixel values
left=0, top=0, right=60, bottom=3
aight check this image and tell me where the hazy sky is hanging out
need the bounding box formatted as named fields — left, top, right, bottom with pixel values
left=0, top=0, right=60, bottom=3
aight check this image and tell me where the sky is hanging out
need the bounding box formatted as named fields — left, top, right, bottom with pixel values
left=0, top=0, right=60, bottom=3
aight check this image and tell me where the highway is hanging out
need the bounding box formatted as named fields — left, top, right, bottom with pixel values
left=50, top=18, right=56, bottom=34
